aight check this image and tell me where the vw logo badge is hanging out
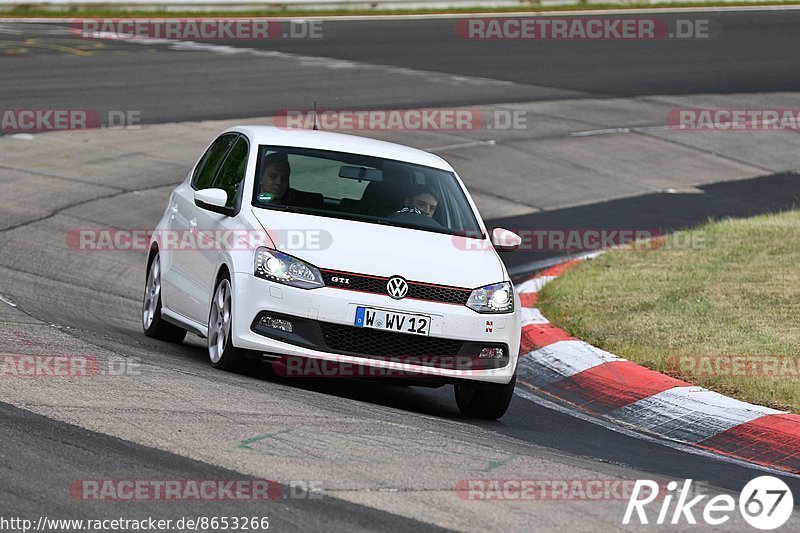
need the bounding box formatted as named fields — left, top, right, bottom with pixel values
left=386, top=276, right=409, bottom=300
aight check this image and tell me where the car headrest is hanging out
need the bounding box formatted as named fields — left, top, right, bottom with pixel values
left=360, top=181, right=403, bottom=218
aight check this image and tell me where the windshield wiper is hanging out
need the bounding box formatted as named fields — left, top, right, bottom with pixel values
left=255, top=204, right=300, bottom=214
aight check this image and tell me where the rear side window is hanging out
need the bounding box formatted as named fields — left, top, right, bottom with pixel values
left=192, top=134, right=238, bottom=189
left=212, top=137, right=249, bottom=208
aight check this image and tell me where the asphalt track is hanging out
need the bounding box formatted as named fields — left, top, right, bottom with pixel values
left=3, top=10, right=800, bottom=122
left=0, top=401, right=445, bottom=532
left=1, top=9, right=800, bottom=532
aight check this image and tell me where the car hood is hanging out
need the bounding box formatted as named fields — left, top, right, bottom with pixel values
left=251, top=209, right=505, bottom=288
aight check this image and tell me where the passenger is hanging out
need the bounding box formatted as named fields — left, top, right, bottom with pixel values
left=388, top=185, right=441, bottom=227
left=395, top=185, right=439, bottom=218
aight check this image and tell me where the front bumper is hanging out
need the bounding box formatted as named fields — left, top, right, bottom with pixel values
left=230, top=272, right=521, bottom=384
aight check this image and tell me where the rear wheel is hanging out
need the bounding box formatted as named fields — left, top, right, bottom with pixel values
left=454, top=374, right=516, bottom=420
left=142, top=254, right=186, bottom=343
left=208, top=274, right=244, bottom=371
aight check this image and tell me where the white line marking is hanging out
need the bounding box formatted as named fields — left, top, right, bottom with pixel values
left=97, top=35, right=514, bottom=87
left=514, top=386, right=800, bottom=480
left=427, top=139, right=496, bottom=151
left=0, top=24, right=22, bottom=35
left=571, top=127, right=632, bottom=137
left=571, top=125, right=675, bottom=136
left=571, top=118, right=787, bottom=137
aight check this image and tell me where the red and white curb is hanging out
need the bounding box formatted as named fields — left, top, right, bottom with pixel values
left=516, top=259, right=800, bottom=475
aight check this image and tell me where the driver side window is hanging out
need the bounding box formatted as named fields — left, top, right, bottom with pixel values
left=212, top=137, right=249, bottom=208
left=192, top=134, right=238, bottom=190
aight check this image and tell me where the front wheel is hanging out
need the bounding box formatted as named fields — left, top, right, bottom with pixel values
left=454, top=374, right=516, bottom=420
left=208, top=275, right=244, bottom=371
left=142, top=254, right=186, bottom=344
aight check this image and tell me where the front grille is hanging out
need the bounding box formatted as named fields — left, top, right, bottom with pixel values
left=322, top=271, right=386, bottom=294
left=252, top=312, right=510, bottom=371
left=319, top=322, right=464, bottom=358
left=321, top=270, right=471, bottom=305
left=409, top=283, right=470, bottom=305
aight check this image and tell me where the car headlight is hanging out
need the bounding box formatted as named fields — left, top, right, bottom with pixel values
left=254, top=247, right=324, bottom=289
left=466, top=281, right=514, bottom=313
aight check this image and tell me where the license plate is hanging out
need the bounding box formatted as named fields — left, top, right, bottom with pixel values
left=354, top=307, right=431, bottom=336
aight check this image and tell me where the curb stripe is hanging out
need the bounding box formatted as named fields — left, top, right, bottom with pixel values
left=537, top=259, right=581, bottom=279
left=519, top=291, right=538, bottom=308
left=542, top=361, right=690, bottom=415
left=517, top=340, right=622, bottom=387
left=697, top=414, right=800, bottom=474
left=517, top=256, right=798, bottom=474
left=521, top=307, right=549, bottom=326
left=517, top=276, right=556, bottom=295
left=520, top=323, right=574, bottom=352
left=605, top=386, right=782, bottom=444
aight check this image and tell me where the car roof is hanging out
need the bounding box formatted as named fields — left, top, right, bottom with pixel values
left=225, top=125, right=454, bottom=171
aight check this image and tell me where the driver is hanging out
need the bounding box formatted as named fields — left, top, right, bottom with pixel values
left=258, top=152, right=291, bottom=204
left=257, top=152, right=325, bottom=209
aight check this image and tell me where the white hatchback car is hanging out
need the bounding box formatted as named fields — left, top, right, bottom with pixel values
left=143, top=126, right=523, bottom=419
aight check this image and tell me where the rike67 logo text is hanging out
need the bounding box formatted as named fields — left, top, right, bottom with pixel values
left=624, top=477, right=793, bottom=530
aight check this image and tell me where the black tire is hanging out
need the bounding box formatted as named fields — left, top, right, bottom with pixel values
left=207, top=273, right=244, bottom=371
left=142, top=253, right=187, bottom=344
left=454, top=374, right=516, bottom=420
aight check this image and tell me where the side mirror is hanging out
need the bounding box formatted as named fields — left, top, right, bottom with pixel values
left=491, top=228, right=522, bottom=251
left=194, top=188, right=234, bottom=216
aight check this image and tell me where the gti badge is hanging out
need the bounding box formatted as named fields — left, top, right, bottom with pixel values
left=330, top=276, right=350, bottom=285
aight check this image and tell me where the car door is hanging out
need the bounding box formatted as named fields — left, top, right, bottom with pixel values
left=185, top=134, right=250, bottom=324
left=163, top=133, right=238, bottom=321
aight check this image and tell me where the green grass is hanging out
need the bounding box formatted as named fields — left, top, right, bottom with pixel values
left=537, top=211, right=800, bottom=413
left=2, top=1, right=800, bottom=18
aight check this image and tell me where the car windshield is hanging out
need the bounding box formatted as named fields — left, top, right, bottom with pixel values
left=251, top=145, right=483, bottom=236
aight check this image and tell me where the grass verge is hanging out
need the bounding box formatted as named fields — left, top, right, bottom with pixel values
left=2, top=1, right=800, bottom=18
left=537, top=211, right=800, bottom=413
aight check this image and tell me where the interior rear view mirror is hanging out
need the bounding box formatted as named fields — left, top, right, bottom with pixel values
left=338, top=165, right=383, bottom=181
